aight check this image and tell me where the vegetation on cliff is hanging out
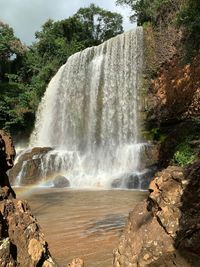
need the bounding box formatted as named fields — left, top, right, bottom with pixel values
left=117, top=0, right=200, bottom=167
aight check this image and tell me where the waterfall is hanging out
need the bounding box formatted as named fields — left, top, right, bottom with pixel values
left=18, top=28, right=145, bottom=189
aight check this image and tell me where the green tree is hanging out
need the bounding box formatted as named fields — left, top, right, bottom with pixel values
left=0, top=22, right=31, bottom=134
left=0, top=21, right=25, bottom=61
left=75, top=3, right=123, bottom=44
left=0, top=4, right=123, bottom=135
left=0, top=21, right=26, bottom=81
left=116, top=0, right=183, bottom=26
left=24, top=4, right=123, bottom=99
left=177, top=0, right=200, bottom=51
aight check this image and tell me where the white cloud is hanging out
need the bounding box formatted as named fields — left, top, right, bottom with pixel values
left=0, top=0, right=135, bottom=44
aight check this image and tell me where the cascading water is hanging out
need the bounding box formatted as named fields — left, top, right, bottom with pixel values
left=16, top=28, right=148, bottom=189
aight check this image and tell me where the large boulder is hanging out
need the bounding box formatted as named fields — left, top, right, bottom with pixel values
left=0, top=199, right=57, bottom=266
left=113, top=162, right=200, bottom=267
left=9, top=147, right=52, bottom=185
left=53, top=175, right=70, bottom=188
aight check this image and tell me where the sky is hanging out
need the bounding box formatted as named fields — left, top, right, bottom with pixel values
left=0, top=0, right=135, bottom=45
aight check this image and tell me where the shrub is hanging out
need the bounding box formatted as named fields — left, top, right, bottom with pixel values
left=174, top=143, right=196, bottom=166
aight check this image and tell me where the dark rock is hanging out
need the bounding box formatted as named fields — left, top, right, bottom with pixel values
left=139, top=143, right=160, bottom=170
left=0, top=130, right=16, bottom=171
left=139, top=167, right=158, bottom=190
left=53, top=176, right=70, bottom=188
left=111, top=178, right=123, bottom=188
left=0, top=130, right=16, bottom=199
left=111, top=167, right=157, bottom=190
left=126, top=175, right=139, bottom=189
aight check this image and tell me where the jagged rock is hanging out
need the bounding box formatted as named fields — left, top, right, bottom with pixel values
left=0, top=130, right=16, bottom=199
left=0, top=130, right=16, bottom=171
left=68, top=258, right=84, bottom=267
left=9, top=147, right=53, bottom=185
left=0, top=199, right=57, bottom=266
left=53, top=176, right=70, bottom=188
left=113, top=162, right=200, bottom=267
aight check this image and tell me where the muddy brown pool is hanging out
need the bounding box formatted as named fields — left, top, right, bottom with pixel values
left=16, top=188, right=147, bottom=267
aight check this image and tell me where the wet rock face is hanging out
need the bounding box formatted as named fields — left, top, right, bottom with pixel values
left=9, top=147, right=52, bottom=185
left=139, top=143, right=160, bottom=170
left=0, top=199, right=57, bottom=266
left=53, top=175, right=70, bottom=188
left=113, top=163, right=200, bottom=267
left=111, top=167, right=157, bottom=190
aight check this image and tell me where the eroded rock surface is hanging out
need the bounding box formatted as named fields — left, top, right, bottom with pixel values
left=147, top=56, right=200, bottom=124
left=113, top=162, right=200, bottom=267
left=0, top=199, right=57, bottom=266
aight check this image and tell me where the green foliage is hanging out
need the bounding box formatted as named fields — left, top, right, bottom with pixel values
left=177, top=0, right=200, bottom=55
left=116, top=0, right=182, bottom=26
left=142, top=127, right=167, bottom=142
left=174, top=143, right=196, bottom=166
left=75, top=4, right=123, bottom=44
left=21, top=4, right=123, bottom=103
left=0, top=82, right=35, bottom=133
left=0, top=4, right=123, bottom=135
left=0, top=21, right=26, bottom=61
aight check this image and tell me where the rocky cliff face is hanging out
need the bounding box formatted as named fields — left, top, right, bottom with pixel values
left=147, top=55, right=200, bottom=124
left=0, top=199, right=57, bottom=267
left=113, top=162, right=200, bottom=267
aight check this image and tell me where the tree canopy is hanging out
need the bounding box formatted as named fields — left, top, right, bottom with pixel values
left=0, top=4, right=123, bottom=136
left=116, top=0, right=185, bottom=26
left=177, top=0, right=200, bottom=51
left=116, top=0, right=200, bottom=55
